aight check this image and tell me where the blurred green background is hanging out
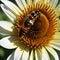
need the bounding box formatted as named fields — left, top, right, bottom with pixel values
left=0, top=0, right=60, bottom=60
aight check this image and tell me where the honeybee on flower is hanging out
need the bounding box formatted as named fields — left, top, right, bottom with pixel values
left=0, top=0, right=60, bottom=60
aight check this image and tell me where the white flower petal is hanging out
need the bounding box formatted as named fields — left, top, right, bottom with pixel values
left=42, top=47, right=50, bottom=60
left=50, top=39, right=60, bottom=43
left=7, top=48, right=28, bottom=60
left=48, top=39, right=60, bottom=50
left=50, top=40, right=60, bottom=45
left=46, top=46, right=59, bottom=60
left=53, top=32, right=60, bottom=40
left=0, top=4, right=16, bottom=22
left=0, top=36, right=17, bottom=49
left=1, top=0, right=22, bottom=15
left=33, top=0, right=40, bottom=3
left=0, top=25, right=11, bottom=35
left=0, top=21, right=13, bottom=32
left=56, top=5, right=60, bottom=17
left=14, top=48, right=23, bottom=60
left=0, top=29, right=11, bottom=36
left=15, top=0, right=24, bottom=10
left=21, top=0, right=27, bottom=8
left=49, top=44, right=60, bottom=51
left=50, top=0, right=58, bottom=8
left=35, top=49, right=41, bottom=60
left=29, top=50, right=33, bottom=60
left=26, top=0, right=33, bottom=5
left=33, top=0, right=49, bottom=4
left=7, top=52, right=14, bottom=60
left=57, top=19, right=60, bottom=31
left=44, top=0, right=50, bottom=3
left=40, top=0, right=50, bottom=3
left=0, top=21, right=18, bottom=36
left=22, top=51, right=29, bottom=60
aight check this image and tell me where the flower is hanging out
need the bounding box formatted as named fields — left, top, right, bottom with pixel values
left=0, top=0, right=60, bottom=60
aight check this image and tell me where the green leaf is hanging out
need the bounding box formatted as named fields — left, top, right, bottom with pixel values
left=0, top=48, right=4, bottom=57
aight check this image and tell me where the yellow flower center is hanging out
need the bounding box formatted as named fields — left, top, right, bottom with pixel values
left=15, top=2, right=57, bottom=49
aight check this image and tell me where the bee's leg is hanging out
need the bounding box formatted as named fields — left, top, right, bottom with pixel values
left=19, top=29, right=26, bottom=37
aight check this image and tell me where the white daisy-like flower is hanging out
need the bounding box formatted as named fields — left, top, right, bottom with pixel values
left=0, top=0, right=60, bottom=60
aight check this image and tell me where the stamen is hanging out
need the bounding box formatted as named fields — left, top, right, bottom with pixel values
left=16, top=2, right=57, bottom=49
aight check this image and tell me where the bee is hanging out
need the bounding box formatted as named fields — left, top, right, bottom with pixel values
left=19, top=10, right=41, bottom=37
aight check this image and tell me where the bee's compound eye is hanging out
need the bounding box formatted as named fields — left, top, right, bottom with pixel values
left=35, top=10, right=40, bottom=15
left=24, top=20, right=31, bottom=27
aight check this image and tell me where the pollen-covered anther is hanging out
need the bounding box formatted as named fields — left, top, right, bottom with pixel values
left=16, top=2, right=57, bottom=49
